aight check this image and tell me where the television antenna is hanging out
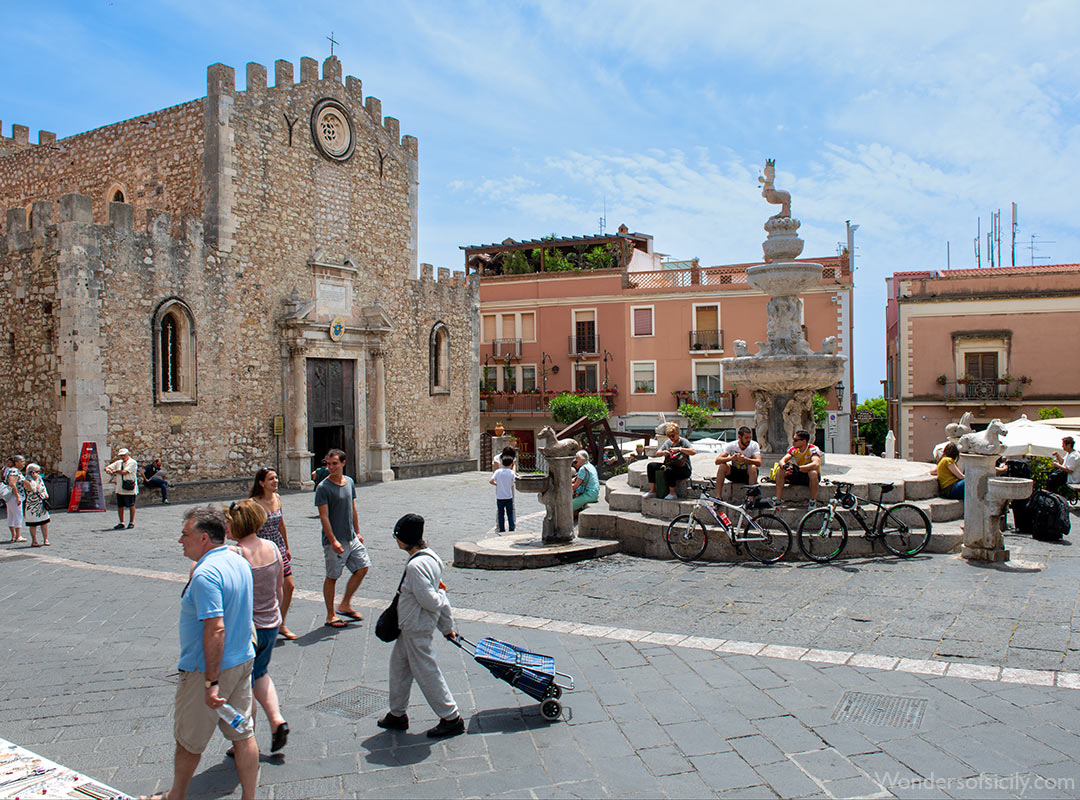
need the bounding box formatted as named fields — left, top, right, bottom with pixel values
left=1027, top=233, right=1053, bottom=265
left=598, top=196, right=607, bottom=236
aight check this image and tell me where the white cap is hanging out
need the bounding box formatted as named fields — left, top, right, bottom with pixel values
left=117, top=448, right=130, bottom=456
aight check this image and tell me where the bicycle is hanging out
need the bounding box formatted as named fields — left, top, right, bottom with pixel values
left=796, top=479, right=932, bottom=562
left=666, top=481, right=792, bottom=564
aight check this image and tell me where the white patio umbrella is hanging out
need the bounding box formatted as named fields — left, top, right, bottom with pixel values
left=1001, top=415, right=1071, bottom=458
left=690, top=437, right=725, bottom=453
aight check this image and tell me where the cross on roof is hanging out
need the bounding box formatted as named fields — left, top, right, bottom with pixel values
left=327, top=31, right=339, bottom=56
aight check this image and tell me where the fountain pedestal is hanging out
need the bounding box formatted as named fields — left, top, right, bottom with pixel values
left=538, top=456, right=577, bottom=544
left=959, top=453, right=1033, bottom=562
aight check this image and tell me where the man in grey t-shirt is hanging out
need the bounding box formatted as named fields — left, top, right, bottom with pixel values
left=315, top=449, right=371, bottom=628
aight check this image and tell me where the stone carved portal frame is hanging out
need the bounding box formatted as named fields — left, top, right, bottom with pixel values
left=152, top=297, right=197, bottom=405
left=280, top=304, right=394, bottom=489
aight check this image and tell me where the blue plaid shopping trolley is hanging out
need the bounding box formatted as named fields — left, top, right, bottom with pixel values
left=452, top=635, right=575, bottom=721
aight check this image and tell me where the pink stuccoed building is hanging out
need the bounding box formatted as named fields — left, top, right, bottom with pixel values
left=465, top=226, right=854, bottom=467
left=885, top=263, right=1080, bottom=461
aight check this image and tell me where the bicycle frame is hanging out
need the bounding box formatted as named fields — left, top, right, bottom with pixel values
left=820, top=482, right=887, bottom=536
left=692, top=490, right=770, bottom=543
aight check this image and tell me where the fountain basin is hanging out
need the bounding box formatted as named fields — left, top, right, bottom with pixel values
left=985, top=477, right=1033, bottom=504
left=515, top=474, right=549, bottom=494
left=746, top=262, right=823, bottom=296
left=720, top=354, right=846, bottom=393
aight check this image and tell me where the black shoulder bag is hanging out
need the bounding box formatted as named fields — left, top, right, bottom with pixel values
left=376, top=552, right=437, bottom=643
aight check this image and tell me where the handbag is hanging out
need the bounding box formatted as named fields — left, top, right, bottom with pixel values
left=122, top=479, right=136, bottom=491
left=376, top=552, right=438, bottom=643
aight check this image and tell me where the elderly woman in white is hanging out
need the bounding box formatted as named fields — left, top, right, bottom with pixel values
left=377, top=513, right=464, bottom=739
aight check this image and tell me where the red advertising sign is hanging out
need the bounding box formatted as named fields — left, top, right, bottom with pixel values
left=67, top=442, right=107, bottom=512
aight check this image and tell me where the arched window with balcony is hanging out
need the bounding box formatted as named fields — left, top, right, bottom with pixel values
left=153, top=299, right=197, bottom=403
left=430, top=322, right=450, bottom=395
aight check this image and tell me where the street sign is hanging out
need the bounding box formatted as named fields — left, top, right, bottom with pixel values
left=855, top=409, right=874, bottom=424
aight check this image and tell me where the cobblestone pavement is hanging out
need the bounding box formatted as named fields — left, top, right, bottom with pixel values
left=2, top=472, right=1080, bottom=798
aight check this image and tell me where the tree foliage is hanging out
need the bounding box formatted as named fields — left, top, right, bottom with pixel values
left=677, top=403, right=712, bottom=435
left=812, top=392, right=828, bottom=427
left=548, top=393, right=610, bottom=427
left=856, top=396, right=888, bottom=455
left=1037, top=406, right=1065, bottom=420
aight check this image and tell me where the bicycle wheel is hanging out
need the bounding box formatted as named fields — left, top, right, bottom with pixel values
left=797, top=507, right=848, bottom=562
left=879, top=503, right=931, bottom=557
left=666, top=514, right=709, bottom=562
left=741, top=513, right=792, bottom=564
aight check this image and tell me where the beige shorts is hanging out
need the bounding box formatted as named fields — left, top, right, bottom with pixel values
left=173, top=659, right=254, bottom=754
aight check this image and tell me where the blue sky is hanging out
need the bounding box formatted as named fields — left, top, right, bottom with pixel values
left=4, top=1, right=1080, bottom=399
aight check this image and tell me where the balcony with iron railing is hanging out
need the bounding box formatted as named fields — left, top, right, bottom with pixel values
left=480, top=389, right=617, bottom=417
left=688, top=329, right=724, bottom=351
left=491, top=338, right=522, bottom=358
left=672, top=390, right=736, bottom=412
left=568, top=334, right=600, bottom=356
left=942, top=379, right=1025, bottom=404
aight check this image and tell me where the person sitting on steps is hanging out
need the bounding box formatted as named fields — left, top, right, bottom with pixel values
left=775, top=430, right=822, bottom=508
left=714, top=426, right=761, bottom=498
left=647, top=423, right=696, bottom=500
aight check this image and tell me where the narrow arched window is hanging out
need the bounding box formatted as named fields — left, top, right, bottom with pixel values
left=161, top=314, right=179, bottom=392
left=153, top=299, right=197, bottom=404
left=430, top=322, right=450, bottom=395
left=111, top=189, right=125, bottom=203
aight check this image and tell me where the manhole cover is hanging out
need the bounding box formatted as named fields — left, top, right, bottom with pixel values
left=0, top=554, right=34, bottom=564
left=832, top=691, right=927, bottom=729
left=307, top=685, right=389, bottom=720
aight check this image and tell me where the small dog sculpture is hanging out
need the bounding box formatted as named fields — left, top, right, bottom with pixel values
left=537, top=426, right=580, bottom=459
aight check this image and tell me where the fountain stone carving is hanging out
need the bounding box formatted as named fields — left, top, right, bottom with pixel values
left=720, top=160, right=846, bottom=454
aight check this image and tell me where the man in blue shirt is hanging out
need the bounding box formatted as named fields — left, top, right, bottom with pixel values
left=158, top=507, right=257, bottom=800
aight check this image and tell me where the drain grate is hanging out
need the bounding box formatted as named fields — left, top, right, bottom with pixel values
left=307, top=685, right=390, bottom=720
left=832, top=691, right=927, bottom=729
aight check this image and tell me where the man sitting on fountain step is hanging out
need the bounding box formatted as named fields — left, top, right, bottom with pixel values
left=714, top=427, right=762, bottom=497
left=775, top=430, right=822, bottom=508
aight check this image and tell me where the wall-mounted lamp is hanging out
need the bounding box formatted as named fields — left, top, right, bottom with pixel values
left=834, top=381, right=845, bottom=405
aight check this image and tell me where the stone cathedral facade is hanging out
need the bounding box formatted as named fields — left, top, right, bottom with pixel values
left=0, top=55, right=479, bottom=489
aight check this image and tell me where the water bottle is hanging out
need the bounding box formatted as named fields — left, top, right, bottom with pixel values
left=216, top=702, right=254, bottom=734
left=719, top=511, right=732, bottom=527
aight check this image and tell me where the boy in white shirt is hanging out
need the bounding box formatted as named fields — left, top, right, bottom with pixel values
left=489, top=455, right=516, bottom=532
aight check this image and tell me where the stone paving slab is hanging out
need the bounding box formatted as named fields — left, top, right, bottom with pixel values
left=4, top=547, right=1080, bottom=798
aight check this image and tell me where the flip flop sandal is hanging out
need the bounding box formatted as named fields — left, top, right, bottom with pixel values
left=324, top=619, right=348, bottom=628
left=337, top=610, right=363, bottom=620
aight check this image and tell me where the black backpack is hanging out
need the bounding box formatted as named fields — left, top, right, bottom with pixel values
left=1028, top=490, right=1071, bottom=541
left=1004, top=459, right=1032, bottom=479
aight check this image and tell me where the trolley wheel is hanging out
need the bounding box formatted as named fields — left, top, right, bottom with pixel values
left=545, top=685, right=563, bottom=699
left=541, top=699, right=562, bottom=720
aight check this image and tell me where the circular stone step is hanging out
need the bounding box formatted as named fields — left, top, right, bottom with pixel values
left=454, top=533, right=620, bottom=569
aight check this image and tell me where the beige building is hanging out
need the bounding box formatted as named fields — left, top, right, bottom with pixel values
left=0, top=56, right=478, bottom=490
left=885, top=264, right=1080, bottom=461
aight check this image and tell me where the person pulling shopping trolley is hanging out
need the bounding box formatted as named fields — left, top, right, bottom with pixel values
left=376, top=513, right=466, bottom=738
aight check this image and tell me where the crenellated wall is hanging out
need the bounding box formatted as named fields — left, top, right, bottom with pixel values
left=0, top=56, right=477, bottom=484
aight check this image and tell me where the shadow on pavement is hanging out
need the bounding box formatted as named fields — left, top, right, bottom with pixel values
left=360, top=732, right=434, bottom=766
left=468, top=705, right=555, bottom=734
left=186, top=757, right=240, bottom=800
left=290, top=622, right=362, bottom=647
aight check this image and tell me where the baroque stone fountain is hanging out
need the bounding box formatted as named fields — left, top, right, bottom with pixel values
left=720, top=160, right=846, bottom=454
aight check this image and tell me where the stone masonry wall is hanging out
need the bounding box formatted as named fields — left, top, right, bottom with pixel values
left=0, top=202, right=61, bottom=472
left=0, top=101, right=204, bottom=234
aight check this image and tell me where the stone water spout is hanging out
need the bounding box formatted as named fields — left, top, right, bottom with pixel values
left=720, top=160, right=846, bottom=453
left=517, top=426, right=578, bottom=544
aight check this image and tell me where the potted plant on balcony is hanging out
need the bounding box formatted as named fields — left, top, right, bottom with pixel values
left=936, top=375, right=947, bottom=386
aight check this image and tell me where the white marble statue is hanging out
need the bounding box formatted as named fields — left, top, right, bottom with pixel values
left=758, top=159, right=791, bottom=219
left=958, top=419, right=1006, bottom=455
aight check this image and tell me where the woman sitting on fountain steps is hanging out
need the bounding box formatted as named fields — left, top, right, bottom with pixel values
left=647, top=423, right=696, bottom=500
left=933, top=442, right=965, bottom=501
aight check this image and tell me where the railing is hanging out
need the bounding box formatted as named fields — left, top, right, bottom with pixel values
left=491, top=339, right=521, bottom=358
left=943, top=380, right=1022, bottom=402
left=688, top=329, right=724, bottom=351
left=481, top=390, right=617, bottom=417
left=672, top=390, right=735, bottom=411
left=568, top=334, right=600, bottom=355
left=625, top=263, right=847, bottom=292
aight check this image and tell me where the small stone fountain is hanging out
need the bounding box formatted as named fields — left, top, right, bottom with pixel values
left=515, top=426, right=578, bottom=544
left=720, top=160, right=846, bottom=453
left=957, top=419, right=1033, bottom=562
